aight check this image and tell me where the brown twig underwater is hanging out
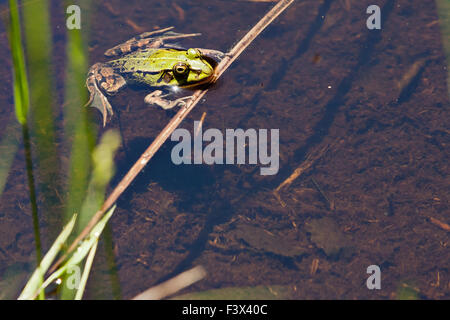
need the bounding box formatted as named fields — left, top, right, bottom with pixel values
left=273, top=143, right=330, bottom=207
left=49, top=0, right=294, bottom=274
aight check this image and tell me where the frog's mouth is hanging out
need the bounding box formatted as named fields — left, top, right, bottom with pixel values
left=179, top=55, right=219, bottom=88
left=172, top=62, right=215, bottom=88
left=178, top=71, right=215, bottom=88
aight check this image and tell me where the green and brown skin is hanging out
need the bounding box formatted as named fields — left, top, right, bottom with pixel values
left=85, top=27, right=223, bottom=126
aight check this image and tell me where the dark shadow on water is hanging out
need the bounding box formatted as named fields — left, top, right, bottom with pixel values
left=267, top=0, right=335, bottom=91
left=111, top=134, right=260, bottom=285
left=113, top=137, right=219, bottom=210
left=274, top=0, right=396, bottom=188
left=112, top=136, right=245, bottom=285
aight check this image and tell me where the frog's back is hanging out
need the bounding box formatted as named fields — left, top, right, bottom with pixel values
left=108, top=49, right=182, bottom=73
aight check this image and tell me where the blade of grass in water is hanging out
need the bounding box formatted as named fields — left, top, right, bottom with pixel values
left=20, top=130, right=120, bottom=300
left=61, top=130, right=121, bottom=299
left=18, top=214, right=77, bottom=300
left=7, top=0, right=29, bottom=125
left=78, top=130, right=121, bottom=228
left=22, top=0, right=62, bottom=241
left=7, top=0, right=43, bottom=299
left=22, top=205, right=116, bottom=300
left=74, top=239, right=98, bottom=300
left=40, top=205, right=116, bottom=300
left=60, top=0, right=96, bottom=299
left=63, top=0, right=95, bottom=227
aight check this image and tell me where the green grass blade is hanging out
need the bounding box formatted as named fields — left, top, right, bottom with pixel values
left=78, top=130, right=121, bottom=228
left=63, top=1, right=95, bottom=228
left=22, top=205, right=115, bottom=299
left=7, top=0, right=43, bottom=298
left=61, top=130, right=120, bottom=299
left=66, top=205, right=116, bottom=268
left=18, top=214, right=78, bottom=300
left=75, top=239, right=98, bottom=300
left=7, top=0, right=30, bottom=125
left=51, top=205, right=116, bottom=298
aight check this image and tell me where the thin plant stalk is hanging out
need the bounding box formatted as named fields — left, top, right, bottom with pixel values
left=50, top=0, right=294, bottom=273
left=22, top=123, right=43, bottom=299
left=7, top=0, right=43, bottom=299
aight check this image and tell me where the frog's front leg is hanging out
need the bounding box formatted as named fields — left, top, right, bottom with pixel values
left=104, top=26, right=201, bottom=57
left=85, top=63, right=126, bottom=126
left=144, top=90, right=193, bottom=110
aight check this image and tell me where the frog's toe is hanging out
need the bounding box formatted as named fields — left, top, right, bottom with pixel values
left=85, top=85, right=114, bottom=126
left=96, top=95, right=114, bottom=127
left=99, top=96, right=114, bottom=127
left=144, top=90, right=186, bottom=110
left=144, top=90, right=165, bottom=104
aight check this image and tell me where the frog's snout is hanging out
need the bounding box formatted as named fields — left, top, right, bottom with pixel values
left=202, top=63, right=214, bottom=76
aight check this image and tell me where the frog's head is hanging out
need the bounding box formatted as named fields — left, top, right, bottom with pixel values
left=171, top=48, right=215, bottom=87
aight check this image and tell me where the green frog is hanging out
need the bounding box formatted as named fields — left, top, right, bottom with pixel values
left=85, top=27, right=223, bottom=126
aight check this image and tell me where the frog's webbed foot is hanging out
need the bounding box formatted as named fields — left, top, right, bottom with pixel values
left=144, top=90, right=193, bottom=110
left=85, top=63, right=126, bottom=126
left=104, top=26, right=201, bottom=57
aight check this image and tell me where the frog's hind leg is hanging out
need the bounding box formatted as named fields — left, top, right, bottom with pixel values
left=104, top=26, right=201, bottom=57
left=85, top=63, right=126, bottom=126
left=85, top=65, right=112, bottom=127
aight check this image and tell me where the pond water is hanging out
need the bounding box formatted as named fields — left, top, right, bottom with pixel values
left=0, top=0, right=448, bottom=299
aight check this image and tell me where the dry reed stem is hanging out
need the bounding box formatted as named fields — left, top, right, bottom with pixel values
left=49, top=0, right=294, bottom=274
left=275, top=143, right=329, bottom=192
left=132, top=265, right=206, bottom=300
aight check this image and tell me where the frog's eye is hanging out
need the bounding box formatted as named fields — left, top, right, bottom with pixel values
left=186, top=48, right=200, bottom=59
left=173, top=62, right=189, bottom=75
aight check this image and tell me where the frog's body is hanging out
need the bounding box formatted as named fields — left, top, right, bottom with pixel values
left=107, top=48, right=215, bottom=87
left=85, top=27, right=223, bottom=126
